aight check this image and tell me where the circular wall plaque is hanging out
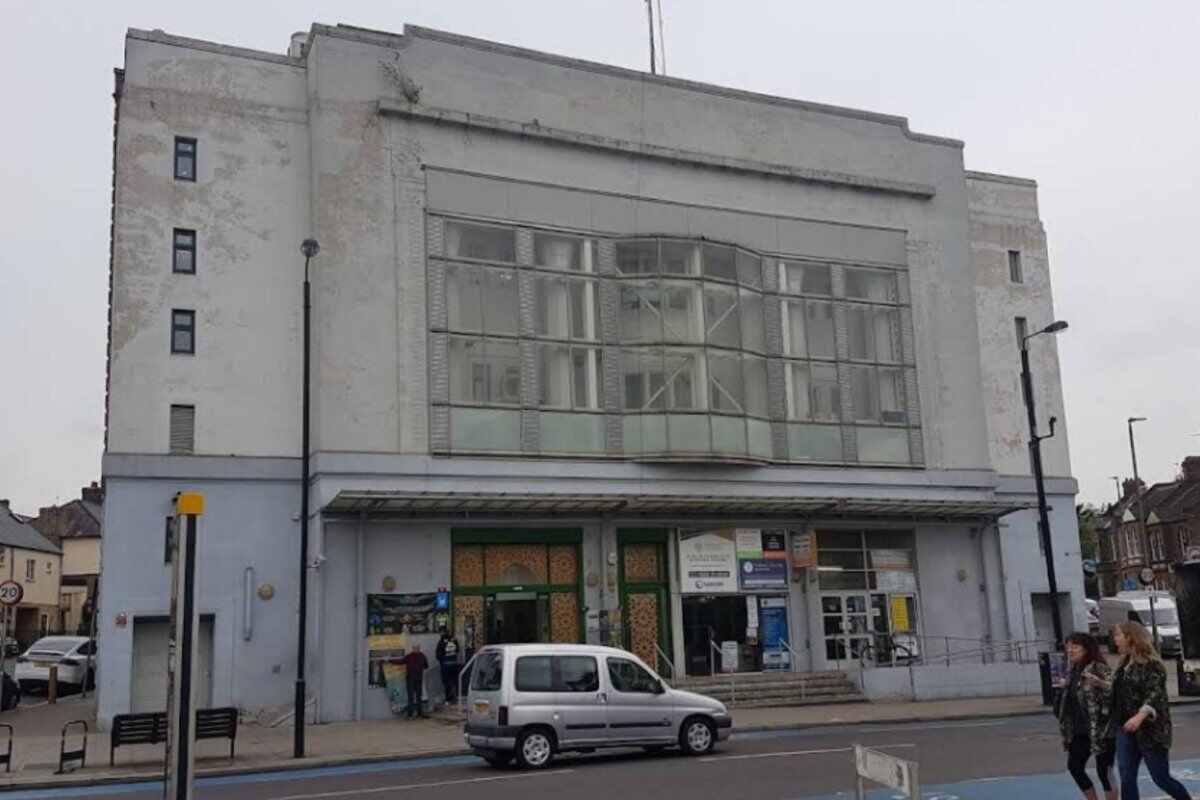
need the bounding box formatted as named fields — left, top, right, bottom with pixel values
left=257, top=584, right=276, bottom=601
left=382, top=576, right=397, bottom=592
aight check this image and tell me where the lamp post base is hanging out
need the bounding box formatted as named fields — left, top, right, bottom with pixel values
left=293, top=679, right=306, bottom=758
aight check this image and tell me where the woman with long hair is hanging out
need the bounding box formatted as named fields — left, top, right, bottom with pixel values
left=1057, top=632, right=1115, bottom=800
left=1108, top=621, right=1193, bottom=800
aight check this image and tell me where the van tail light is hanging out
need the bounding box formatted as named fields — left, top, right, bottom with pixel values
left=498, top=706, right=509, bottom=726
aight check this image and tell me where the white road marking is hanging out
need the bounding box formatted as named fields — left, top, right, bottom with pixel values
left=700, top=743, right=915, bottom=762
left=266, top=768, right=575, bottom=799
left=860, top=720, right=1011, bottom=733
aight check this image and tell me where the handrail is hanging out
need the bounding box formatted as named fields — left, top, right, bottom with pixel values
left=708, top=638, right=736, bottom=706
left=857, top=634, right=1056, bottom=669
left=457, top=650, right=481, bottom=714
left=654, top=642, right=676, bottom=683
left=778, top=639, right=805, bottom=699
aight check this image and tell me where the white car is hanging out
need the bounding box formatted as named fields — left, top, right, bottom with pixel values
left=14, top=637, right=96, bottom=694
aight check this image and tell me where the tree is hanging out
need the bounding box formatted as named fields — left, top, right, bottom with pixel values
left=1077, top=503, right=1101, bottom=598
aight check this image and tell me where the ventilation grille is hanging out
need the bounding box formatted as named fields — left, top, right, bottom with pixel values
left=169, top=405, right=195, bottom=454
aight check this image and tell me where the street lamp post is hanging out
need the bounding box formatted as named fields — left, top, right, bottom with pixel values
left=1020, top=320, right=1068, bottom=650
left=295, top=238, right=320, bottom=759
left=1127, top=416, right=1157, bottom=648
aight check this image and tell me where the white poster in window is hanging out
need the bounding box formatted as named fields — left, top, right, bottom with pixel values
left=746, top=596, right=759, bottom=629
left=875, top=570, right=917, bottom=593
left=679, top=529, right=738, bottom=594
left=720, top=641, right=739, bottom=673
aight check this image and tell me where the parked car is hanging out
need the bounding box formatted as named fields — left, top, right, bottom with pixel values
left=1098, top=593, right=1181, bottom=656
left=14, top=636, right=96, bottom=694
left=1085, top=599, right=1101, bottom=636
left=464, top=643, right=731, bottom=769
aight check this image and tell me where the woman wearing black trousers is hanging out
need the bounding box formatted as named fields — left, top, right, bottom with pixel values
left=1056, top=632, right=1116, bottom=800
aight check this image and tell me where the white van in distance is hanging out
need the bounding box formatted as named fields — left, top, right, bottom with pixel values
left=464, top=643, right=732, bottom=769
left=1098, top=592, right=1181, bottom=655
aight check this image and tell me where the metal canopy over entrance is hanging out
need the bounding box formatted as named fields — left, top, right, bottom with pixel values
left=324, top=490, right=1030, bottom=520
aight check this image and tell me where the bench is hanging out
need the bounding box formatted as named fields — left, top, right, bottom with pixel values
left=110, top=707, right=238, bottom=765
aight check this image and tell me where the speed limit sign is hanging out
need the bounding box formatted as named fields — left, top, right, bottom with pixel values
left=0, top=580, right=23, bottom=606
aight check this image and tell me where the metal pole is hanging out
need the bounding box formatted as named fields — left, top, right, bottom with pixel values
left=645, top=0, right=657, bottom=74
left=1149, top=592, right=1160, bottom=653
left=1128, top=419, right=1149, bottom=587
left=1021, top=342, right=1064, bottom=649
left=294, top=259, right=311, bottom=759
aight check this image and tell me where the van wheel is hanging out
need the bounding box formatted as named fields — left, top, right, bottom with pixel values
left=515, top=728, right=555, bottom=769
left=679, top=717, right=715, bottom=756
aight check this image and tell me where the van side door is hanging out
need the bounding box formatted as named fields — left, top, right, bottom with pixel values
left=554, top=655, right=607, bottom=747
left=603, top=656, right=674, bottom=744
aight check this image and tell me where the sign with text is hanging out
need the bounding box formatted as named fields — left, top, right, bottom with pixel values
left=790, top=531, right=816, bottom=570
left=679, top=529, right=739, bottom=594
left=854, top=744, right=919, bottom=798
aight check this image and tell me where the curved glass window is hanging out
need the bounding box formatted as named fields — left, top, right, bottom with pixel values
left=430, top=220, right=917, bottom=465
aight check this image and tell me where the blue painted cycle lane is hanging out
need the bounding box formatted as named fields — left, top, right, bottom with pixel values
left=802, top=757, right=1200, bottom=800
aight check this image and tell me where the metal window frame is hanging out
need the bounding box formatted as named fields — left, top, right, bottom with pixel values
left=171, top=309, right=196, bottom=355
left=174, top=137, right=197, bottom=182
left=172, top=228, right=197, bottom=274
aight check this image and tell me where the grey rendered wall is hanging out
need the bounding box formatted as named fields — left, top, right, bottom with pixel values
left=914, top=525, right=991, bottom=660
left=96, top=464, right=299, bottom=728
left=862, top=662, right=1039, bottom=700
left=300, top=25, right=992, bottom=472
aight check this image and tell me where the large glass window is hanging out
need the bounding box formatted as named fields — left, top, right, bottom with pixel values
left=432, top=222, right=916, bottom=463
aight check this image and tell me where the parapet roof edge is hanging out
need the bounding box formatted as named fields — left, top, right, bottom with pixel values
left=965, top=170, right=1038, bottom=188
left=126, top=27, right=303, bottom=68
left=315, top=22, right=964, bottom=150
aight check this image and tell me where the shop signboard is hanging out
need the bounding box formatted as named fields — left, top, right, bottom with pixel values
left=876, top=570, right=917, bottom=593
left=679, top=529, right=739, bottom=594
left=736, top=529, right=764, bottom=559
left=762, top=530, right=788, bottom=559
left=740, top=559, right=788, bottom=590
left=791, top=531, right=817, bottom=570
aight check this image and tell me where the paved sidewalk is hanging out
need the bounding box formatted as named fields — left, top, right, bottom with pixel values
left=1, top=691, right=1195, bottom=790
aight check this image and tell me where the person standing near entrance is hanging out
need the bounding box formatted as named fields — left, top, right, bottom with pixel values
left=403, top=643, right=429, bottom=719
left=1108, top=621, right=1192, bottom=800
left=1056, top=632, right=1115, bottom=800
left=436, top=628, right=460, bottom=704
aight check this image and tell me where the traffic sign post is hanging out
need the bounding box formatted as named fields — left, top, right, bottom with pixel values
left=165, top=492, right=204, bottom=800
left=0, top=580, right=24, bottom=687
left=854, top=744, right=920, bottom=799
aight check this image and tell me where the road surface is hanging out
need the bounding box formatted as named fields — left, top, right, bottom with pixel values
left=8, top=705, right=1200, bottom=799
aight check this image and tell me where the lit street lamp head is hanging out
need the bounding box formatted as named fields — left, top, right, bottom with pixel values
left=300, top=239, right=321, bottom=259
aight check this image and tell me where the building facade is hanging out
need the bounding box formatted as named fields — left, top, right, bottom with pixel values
left=0, top=500, right=63, bottom=647
left=1096, top=461, right=1200, bottom=595
left=99, top=23, right=1081, bottom=725
left=30, top=483, right=104, bottom=635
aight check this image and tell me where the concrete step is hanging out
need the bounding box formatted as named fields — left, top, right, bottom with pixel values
left=670, top=670, right=865, bottom=709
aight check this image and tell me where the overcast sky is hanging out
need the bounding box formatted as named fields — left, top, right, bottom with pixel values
left=2, top=0, right=1197, bottom=515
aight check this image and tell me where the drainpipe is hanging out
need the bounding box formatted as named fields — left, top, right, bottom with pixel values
left=353, top=515, right=365, bottom=721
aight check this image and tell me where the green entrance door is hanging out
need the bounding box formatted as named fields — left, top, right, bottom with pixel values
left=618, top=530, right=672, bottom=677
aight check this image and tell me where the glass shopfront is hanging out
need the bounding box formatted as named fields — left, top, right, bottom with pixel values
left=679, top=528, right=791, bottom=676
left=815, top=530, right=919, bottom=669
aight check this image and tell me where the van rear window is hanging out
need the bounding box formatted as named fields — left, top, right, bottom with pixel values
left=471, top=651, right=503, bottom=691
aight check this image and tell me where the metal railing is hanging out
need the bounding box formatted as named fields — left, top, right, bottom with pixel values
left=857, top=634, right=1055, bottom=670
left=457, top=651, right=480, bottom=714
left=708, top=637, right=736, bottom=707
left=654, top=642, right=676, bottom=683
left=778, top=640, right=805, bottom=700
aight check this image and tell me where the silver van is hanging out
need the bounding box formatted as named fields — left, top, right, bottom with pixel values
left=464, top=643, right=731, bottom=768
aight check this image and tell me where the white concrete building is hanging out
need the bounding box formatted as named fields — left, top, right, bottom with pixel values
left=99, top=23, right=1080, bottom=725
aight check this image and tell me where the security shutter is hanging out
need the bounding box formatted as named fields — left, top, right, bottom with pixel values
left=169, top=404, right=195, bottom=454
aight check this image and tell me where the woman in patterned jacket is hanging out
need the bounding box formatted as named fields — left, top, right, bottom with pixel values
left=1057, top=632, right=1115, bottom=800
left=1107, top=621, right=1193, bottom=800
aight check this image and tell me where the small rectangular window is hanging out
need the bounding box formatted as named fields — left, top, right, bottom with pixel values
left=26, top=559, right=35, bottom=582
left=173, top=229, right=196, bottom=274
left=1015, top=316, right=1028, bottom=346
left=171, top=309, right=195, bottom=354
left=1008, top=250, right=1023, bottom=283
left=169, top=404, right=195, bottom=454
left=174, top=137, right=197, bottom=181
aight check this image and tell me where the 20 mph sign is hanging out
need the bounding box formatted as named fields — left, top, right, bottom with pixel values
left=0, top=580, right=23, bottom=606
